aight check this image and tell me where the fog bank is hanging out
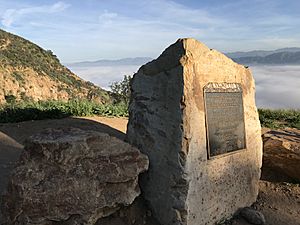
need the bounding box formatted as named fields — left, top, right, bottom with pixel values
left=251, top=65, right=300, bottom=109
left=69, top=64, right=300, bottom=109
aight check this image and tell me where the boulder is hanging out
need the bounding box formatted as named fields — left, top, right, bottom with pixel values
left=127, top=38, right=262, bottom=225
left=1, top=128, right=149, bottom=225
left=263, top=128, right=300, bottom=181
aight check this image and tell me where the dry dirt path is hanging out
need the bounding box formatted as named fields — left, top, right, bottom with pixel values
left=0, top=117, right=299, bottom=225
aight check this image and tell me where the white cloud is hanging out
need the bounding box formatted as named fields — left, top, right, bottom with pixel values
left=50, top=2, right=70, bottom=12
left=99, top=10, right=118, bottom=27
left=1, top=0, right=299, bottom=62
left=2, top=9, right=16, bottom=27
left=1, top=1, right=70, bottom=27
left=68, top=65, right=139, bottom=90
left=78, top=1, right=228, bottom=59
left=252, top=65, right=300, bottom=109
left=95, top=0, right=227, bottom=34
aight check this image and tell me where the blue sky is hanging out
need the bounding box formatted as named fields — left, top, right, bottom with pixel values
left=0, top=0, right=299, bottom=63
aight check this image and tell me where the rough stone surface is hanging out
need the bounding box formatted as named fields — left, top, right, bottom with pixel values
left=240, top=207, right=266, bottom=225
left=126, top=38, right=262, bottom=225
left=1, top=128, right=148, bottom=225
left=263, top=128, right=300, bottom=181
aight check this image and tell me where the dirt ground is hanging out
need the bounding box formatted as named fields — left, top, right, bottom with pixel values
left=0, top=116, right=299, bottom=225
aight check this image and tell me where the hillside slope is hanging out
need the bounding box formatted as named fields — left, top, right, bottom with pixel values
left=0, top=29, right=110, bottom=104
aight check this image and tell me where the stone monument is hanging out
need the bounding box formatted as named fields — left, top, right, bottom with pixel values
left=126, top=38, right=262, bottom=225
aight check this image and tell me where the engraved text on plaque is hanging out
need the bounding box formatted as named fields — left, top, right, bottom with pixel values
left=204, top=83, right=246, bottom=158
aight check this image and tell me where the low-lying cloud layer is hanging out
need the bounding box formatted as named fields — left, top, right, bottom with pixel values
left=251, top=65, right=300, bottom=109
left=69, top=64, right=300, bottom=109
left=69, top=65, right=140, bottom=90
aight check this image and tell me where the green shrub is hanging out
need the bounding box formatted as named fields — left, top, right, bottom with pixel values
left=11, top=71, right=25, bottom=84
left=1, top=98, right=299, bottom=129
left=0, top=100, right=128, bottom=123
left=4, top=95, right=16, bottom=104
left=258, top=108, right=300, bottom=129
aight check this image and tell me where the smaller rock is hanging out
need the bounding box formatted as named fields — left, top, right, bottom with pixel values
left=263, top=128, right=300, bottom=181
left=239, top=207, right=266, bottom=225
left=1, top=128, right=149, bottom=225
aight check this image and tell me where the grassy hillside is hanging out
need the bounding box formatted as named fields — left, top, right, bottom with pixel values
left=0, top=29, right=110, bottom=104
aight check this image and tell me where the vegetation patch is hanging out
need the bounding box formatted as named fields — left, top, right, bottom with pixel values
left=259, top=109, right=300, bottom=129
left=1, top=102, right=300, bottom=127
left=0, top=100, right=128, bottom=123
left=11, top=71, right=25, bottom=84
left=0, top=75, right=132, bottom=123
left=4, top=95, right=17, bottom=104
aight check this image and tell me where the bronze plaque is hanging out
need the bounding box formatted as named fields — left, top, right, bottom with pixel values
left=204, top=83, right=246, bottom=158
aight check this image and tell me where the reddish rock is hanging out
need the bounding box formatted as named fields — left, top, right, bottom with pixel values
left=263, top=128, right=300, bottom=181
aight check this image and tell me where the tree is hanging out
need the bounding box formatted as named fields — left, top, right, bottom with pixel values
left=109, top=75, right=132, bottom=104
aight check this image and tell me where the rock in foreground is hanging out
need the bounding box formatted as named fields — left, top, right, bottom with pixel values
left=263, top=128, right=300, bottom=181
left=1, top=128, right=149, bottom=225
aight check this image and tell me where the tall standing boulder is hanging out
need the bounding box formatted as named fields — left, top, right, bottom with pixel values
left=1, top=128, right=149, bottom=225
left=127, top=38, right=262, bottom=225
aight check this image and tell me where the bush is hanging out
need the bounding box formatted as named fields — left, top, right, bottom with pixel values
left=4, top=95, right=16, bottom=104
left=1, top=98, right=299, bottom=129
left=258, top=108, right=300, bottom=129
left=0, top=100, right=128, bottom=123
left=12, top=71, right=25, bottom=84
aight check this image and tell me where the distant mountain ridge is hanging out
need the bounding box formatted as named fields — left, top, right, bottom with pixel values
left=226, top=47, right=300, bottom=65
left=68, top=47, right=300, bottom=69
left=226, top=47, right=300, bottom=58
left=67, top=57, right=153, bottom=67
left=0, top=29, right=110, bottom=104
left=232, top=51, right=300, bottom=65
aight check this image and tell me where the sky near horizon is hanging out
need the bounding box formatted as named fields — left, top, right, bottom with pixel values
left=0, top=0, right=300, bottom=63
